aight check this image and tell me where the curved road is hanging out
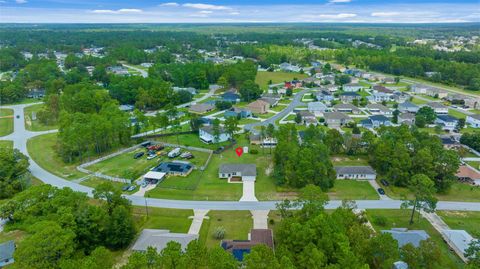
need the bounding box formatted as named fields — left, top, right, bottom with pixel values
left=2, top=103, right=480, bottom=211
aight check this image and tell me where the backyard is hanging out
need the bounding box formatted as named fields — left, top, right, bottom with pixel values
left=366, top=209, right=465, bottom=269
left=255, top=71, right=307, bottom=90
left=199, top=211, right=253, bottom=248
left=0, top=108, right=13, bottom=137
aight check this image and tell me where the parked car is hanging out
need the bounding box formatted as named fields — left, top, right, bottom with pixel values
left=127, top=185, right=136, bottom=191
left=168, top=147, right=181, bottom=158
left=147, top=154, right=157, bottom=160
left=180, top=152, right=193, bottom=158
left=380, top=179, right=389, bottom=186
left=140, top=141, right=152, bottom=147
left=16, top=115, right=20, bottom=119
left=122, top=185, right=130, bottom=191
left=377, top=188, right=385, bottom=195
left=133, top=152, right=145, bottom=159
left=148, top=144, right=164, bottom=151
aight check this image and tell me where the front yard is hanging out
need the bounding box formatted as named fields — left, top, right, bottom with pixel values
left=199, top=211, right=253, bottom=248
left=327, top=180, right=379, bottom=200
left=0, top=108, right=13, bottom=137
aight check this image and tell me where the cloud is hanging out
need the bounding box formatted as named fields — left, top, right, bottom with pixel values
left=183, top=3, right=231, bottom=10
left=198, top=10, right=212, bottom=14
left=229, top=12, right=240, bottom=15
left=371, top=12, right=401, bottom=17
left=329, top=0, right=351, bottom=3
left=304, top=13, right=357, bottom=19
left=15, top=0, right=27, bottom=3
left=159, top=2, right=179, bottom=7
left=92, top=8, right=142, bottom=14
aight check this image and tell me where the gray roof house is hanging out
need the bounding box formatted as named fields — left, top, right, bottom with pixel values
left=426, top=102, right=449, bottom=114
left=361, top=115, right=392, bottom=128
left=435, top=115, right=459, bottom=131
left=382, top=228, right=430, bottom=248
left=398, top=101, right=419, bottom=113
left=297, top=110, right=318, bottom=126
left=219, top=164, right=257, bottom=182
left=334, top=166, right=377, bottom=180
left=308, top=102, right=328, bottom=116
left=366, top=104, right=392, bottom=115
left=398, top=112, right=416, bottom=126
left=0, top=240, right=15, bottom=267
left=324, top=112, right=352, bottom=127
left=189, top=103, right=215, bottom=114
left=333, top=103, right=361, bottom=114
left=132, top=229, right=198, bottom=252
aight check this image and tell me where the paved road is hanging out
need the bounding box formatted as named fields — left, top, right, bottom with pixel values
left=2, top=103, right=480, bottom=211
left=122, top=64, right=148, bottom=78
left=244, top=87, right=313, bottom=131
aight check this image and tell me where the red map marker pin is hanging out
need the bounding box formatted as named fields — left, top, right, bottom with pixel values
left=235, top=147, right=243, bottom=157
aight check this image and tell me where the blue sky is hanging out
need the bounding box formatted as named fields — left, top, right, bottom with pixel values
left=1, top=0, right=479, bottom=23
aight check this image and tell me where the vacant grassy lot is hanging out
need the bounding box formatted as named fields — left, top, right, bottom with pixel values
left=366, top=209, right=464, bottom=269
left=133, top=206, right=193, bottom=234
left=0, top=108, right=13, bottom=137
left=27, top=133, right=86, bottom=180
left=80, top=176, right=129, bottom=192
left=448, top=109, right=467, bottom=119
left=0, top=140, right=13, bottom=148
left=255, top=71, right=307, bottom=90
left=328, top=180, right=379, bottom=200
left=24, top=104, right=58, bottom=131
left=332, top=155, right=369, bottom=166
left=153, top=133, right=230, bottom=150
left=199, top=211, right=252, bottom=248
left=437, top=211, right=480, bottom=238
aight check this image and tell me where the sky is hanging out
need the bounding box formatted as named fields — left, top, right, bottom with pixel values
left=0, top=0, right=479, bottom=23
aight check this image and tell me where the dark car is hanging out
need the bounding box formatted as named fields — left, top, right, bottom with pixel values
left=122, top=185, right=130, bottom=191
left=140, top=141, right=152, bottom=148
left=380, top=179, right=389, bottom=187
left=377, top=188, right=385, bottom=195
left=16, top=115, right=20, bottom=119
left=133, top=152, right=145, bottom=159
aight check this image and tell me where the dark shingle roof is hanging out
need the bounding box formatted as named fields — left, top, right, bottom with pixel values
left=219, top=164, right=257, bottom=177
left=334, top=166, right=376, bottom=175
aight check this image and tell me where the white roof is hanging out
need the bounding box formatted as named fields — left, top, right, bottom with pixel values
left=443, top=230, right=475, bottom=255
left=143, top=171, right=166, bottom=180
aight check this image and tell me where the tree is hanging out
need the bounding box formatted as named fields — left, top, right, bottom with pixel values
left=392, top=109, right=399, bottom=124
left=401, top=239, right=443, bottom=269
left=266, top=123, right=275, bottom=154
left=294, top=113, right=302, bottom=124
left=105, top=205, right=136, bottom=249
left=0, top=148, right=29, bottom=198
left=207, top=247, right=238, bottom=269
left=365, top=233, right=400, bottom=269
left=212, top=118, right=221, bottom=143
left=244, top=245, right=281, bottom=269
left=456, top=118, right=466, bottom=130
left=401, top=174, right=438, bottom=225
left=239, top=80, right=262, bottom=102
left=285, top=88, right=292, bottom=96
left=465, top=239, right=480, bottom=269
left=416, top=106, right=436, bottom=124
left=14, top=222, right=76, bottom=269
left=325, top=129, right=343, bottom=154
left=335, top=74, right=351, bottom=85
left=224, top=116, right=239, bottom=141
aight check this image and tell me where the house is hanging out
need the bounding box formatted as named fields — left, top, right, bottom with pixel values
left=373, top=85, right=394, bottom=94
left=369, top=92, right=392, bottom=103
left=391, top=91, right=410, bottom=103
left=343, top=83, right=363, bottom=92
left=339, top=92, right=362, bottom=103
left=119, top=104, right=135, bottom=112
left=132, top=229, right=198, bottom=252
left=219, top=164, right=257, bottom=182
left=26, top=88, right=45, bottom=98
left=323, top=112, right=352, bottom=127
left=382, top=228, right=430, bottom=248
left=143, top=170, right=166, bottom=184
left=426, top=102, right=448, bottom=114
left=249, top=133, right=277, bottom=147
left=173, top=87, right=197, bottom=95
left=440, top=136, right=460, bottom=149
left=261, top=93, right=281, bottom=100
left=466, top=114, right=480, bottom=128
left=333, top=103, right=361, bottom=114
left=224, top=107, right=252, bottom=119
left=222, top=92, right=241, bottom=103
left=464, top=97, right=480, bottom=109
left=398, top=113, right=416, bottom=126
left=435, top=115, right=459, bottom=131
left=456, top=165, right=480, bottom=184
left=297, top=111, right=318, bottom=126
left=324, top=84, right=338, bottom=92
left=0, top=240, right=15, bottom=267
left=209, top=84, right=223, bottom=92
left=398, top=101, right=420, bottom=113
left=426, top=87, right=448, bottom=99
left=140, top=62, right=154, bottom=68
left=199, top=125, right=231, bottom=144
left=393, top=261, right=409, bottom=269
left=285, top=80, right=303, bottom=89
left=247, top=99, right=270, bottom=114
left=382, top=77, right=396, bottom=84
left=259, top=97, right=279, bottom=107
left=361, top=115, right=392, bottom=128
left=189, top=103, right=215, bottom=114
left=152, top=161, right=193, bottom=177
left=366, top=104, right=392, bottom=115
left=279, top=62, right=301, bottom=72
left=308, top=102, right=328, bottom=116
left=334, top=166, right=377, bottom=180
left=411, top=84, right=429, bottom=94
left=315, top=89, right=334, bottom=103
left=221, top=229, right=274, bottom=261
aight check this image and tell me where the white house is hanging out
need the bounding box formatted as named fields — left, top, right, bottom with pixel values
left=426, top=102, right=449, bottom=114
left=435, top=115, right=459, bottom=131
left=334, top=166, right=377, bottom=180
left=308, top=101, right=328, bottom=116
left=466, top=114, right=480, bottom=128
left=219, top=164, right=257, bottom=182
left=199, top=126, right=231, bottom=144
left=343, top=83, right=363, bottom=92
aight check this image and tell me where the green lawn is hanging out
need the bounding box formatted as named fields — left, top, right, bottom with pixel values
left=366, top=209, right=465, bottom=269
left=284, top=114, right=296, bottom=121
left=238, top=118, right=261, bottom=125
left=133, top=206, right=193, bottom=234
left=466, top=161, right=480, bottom=170
left=24, top=104, right=58, bottom=131
left=255, top=71, right=308, bottom=90
left=437, top=211, right=480, bottom=238
left=448, top=109, right=467, bottom=119
left=278, top=98, right=292, bottom=104
left=0, top=140, right=13, bottom=148
left=379, top=181, right=480, bottom=202
left=328, top=180, right=379, bottom=200
left=27, top=133, right=87, bottom=180
left=411, top=97, right=428, bottom=105
left=199, top=211, right=253, bottom=248
left=257, top=112, right=276, bottom=119
left=80, top=176, right=130, bottom=192
left=271, top=105, right=287, bottom=112
left=0, top=108, right=13, bottom=137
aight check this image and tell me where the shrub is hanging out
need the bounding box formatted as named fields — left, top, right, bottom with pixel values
left=372, top=215, right=388, bottom=227
left=213, top=226, right=226, bottom=240
left=269, top=219, right=275, bottom=225
left=250, top=149, right=259, bottom=154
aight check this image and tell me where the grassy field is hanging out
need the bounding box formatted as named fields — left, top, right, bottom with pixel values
left=27, top=133, right=87, bottom=180
left=24, top=104, right=58, bottom=131
left=153, top=133, right=230, bottom=150
left=0, top=108, right=13, bottom=137
left=402, top=77, right=479, bottom=97
left=366, top=209, right=465, bottom=269
left=328, top=180, right=379, bottom=200
left=437, top=211, right=480, bottom=238
left=448, top=109, right=467, bottom=119
left=411, top=97, right=428, bottom=105
left=133, top=206, right=193, bottom=234
left=199, top=211, right=253, bottom=248
left=255, top=71, right=308, bottom=90
left=0, top=140, right=13, bottom=148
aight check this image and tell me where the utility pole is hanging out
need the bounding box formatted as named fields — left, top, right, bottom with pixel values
left=144, top=194, right=149, bottom=219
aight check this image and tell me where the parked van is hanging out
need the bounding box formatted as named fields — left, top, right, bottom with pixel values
left=168, top=148, right=181, bottom=158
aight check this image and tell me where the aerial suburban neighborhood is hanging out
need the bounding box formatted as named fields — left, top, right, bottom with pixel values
left=0, top=1, right=479, bottom=268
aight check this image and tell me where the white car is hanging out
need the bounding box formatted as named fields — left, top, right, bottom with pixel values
left=147, top=154, right=157, bottom=160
